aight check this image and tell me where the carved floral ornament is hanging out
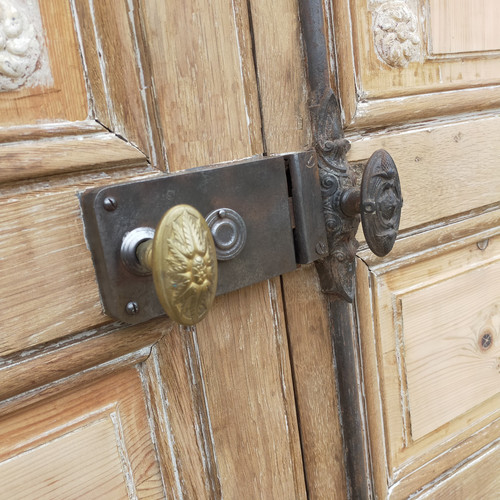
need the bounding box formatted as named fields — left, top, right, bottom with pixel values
left=0, top=0, right=48, bottom=90
left=371, top=0, right=421, bottom=68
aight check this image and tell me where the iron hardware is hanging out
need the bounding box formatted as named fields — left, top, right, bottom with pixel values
left=80, top=148, right=401, bottom=325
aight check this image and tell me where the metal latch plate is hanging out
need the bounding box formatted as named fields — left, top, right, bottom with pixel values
left=81, top=156, right=298, bottom=324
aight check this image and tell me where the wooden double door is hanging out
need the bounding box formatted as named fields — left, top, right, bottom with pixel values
left=0, top=0, right=498, bottom=498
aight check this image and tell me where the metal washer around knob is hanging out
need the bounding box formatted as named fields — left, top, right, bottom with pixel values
left=206, top=208, right=247, bottom=261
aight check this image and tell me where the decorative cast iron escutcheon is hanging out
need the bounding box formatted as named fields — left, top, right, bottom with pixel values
left=360, top=149, right=402, bottom=257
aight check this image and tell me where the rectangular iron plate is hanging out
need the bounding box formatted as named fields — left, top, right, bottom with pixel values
left=80, top=156, right=300, bottom=324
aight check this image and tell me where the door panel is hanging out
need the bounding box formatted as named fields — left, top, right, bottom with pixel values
left=0, top=0, right=87, bottom=125
left=330, top=0, right=500, bottom=128
left=0, top=369, right=164, bottom=499
left=326, top=0, right=500, bottom=497
left=414, top=441, right=500, bottom=499
left=356, top=214, right=500, bottom=496
left=0, top=0, right=312, bottom=498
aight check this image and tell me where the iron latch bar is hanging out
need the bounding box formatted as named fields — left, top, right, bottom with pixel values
left=80, top=151, right=327, bottom=324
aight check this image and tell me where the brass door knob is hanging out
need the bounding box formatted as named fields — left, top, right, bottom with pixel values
left=122, top=204, right=218, bottom=325
left=340, top=149, right=403, bottom=256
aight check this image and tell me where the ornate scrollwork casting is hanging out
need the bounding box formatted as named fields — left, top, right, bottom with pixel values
left=360, top=150, right=402, bottom=257
left=313, top=91, right=360, bottom=302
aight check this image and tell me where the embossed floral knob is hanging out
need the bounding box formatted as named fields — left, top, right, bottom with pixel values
left=340, top=149, right=403, bottom=257
left=123, top=204, right=218, bottom=326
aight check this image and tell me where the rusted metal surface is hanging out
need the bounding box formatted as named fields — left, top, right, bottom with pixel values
left=298, top=0, right=373, bottom=498
left=360, top=149, right=402, bottom=257
left=80, top=156, right=297, bottom=324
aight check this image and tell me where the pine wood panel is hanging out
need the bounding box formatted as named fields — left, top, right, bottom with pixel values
left=356, top=210, right=500, bottom=498
left=429, top=0, right=500, bottom=55
left=330, top=0, right=500, bottom=129
left=0, top=419, right=130, bottom=499
left=0, top=0, right=88, bottom=126
left=347, top=116, right=500, bottom=235
left=138, top=0, right=263, bottom=171
left=349, top=0, right=500, bottom=98
left=0, top=165, right=158, bottom=357
left=72, top=0, right=153, bottom=158
left=0, top=369, right=164, bottom=499
left=415, top=441, right=500, bottom=499
left=0, top=133, right=145, bottom=183
left=402, top=260, right=500, bottom=440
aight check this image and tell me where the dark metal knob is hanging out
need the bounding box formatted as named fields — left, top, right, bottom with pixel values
left=340, top=149, right=402, bottom=257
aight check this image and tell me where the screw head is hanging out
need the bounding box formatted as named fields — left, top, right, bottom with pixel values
left=103, top=197, right=117, bottom=211
left=477, top=239, right=489, bottom=251
left=125, top=301, right=139, bottom=315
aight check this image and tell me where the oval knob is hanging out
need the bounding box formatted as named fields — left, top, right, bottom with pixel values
left=340, top=149, right=403, bottom=257
left=134, top=204, right=218, bottom=326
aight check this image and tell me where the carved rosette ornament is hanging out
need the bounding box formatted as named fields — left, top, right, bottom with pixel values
left=0, top=0, right=47, bottom=90
left=372, top=0, right=420, bottom=67
left=152, top=205, right=218, bottom=326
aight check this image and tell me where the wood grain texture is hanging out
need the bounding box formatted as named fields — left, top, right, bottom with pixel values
left=0, top=133, right=146, bottom=183
left=0, top=368, right=165, bottom=499
left=331, top=0, right=500, bottom=129
left=0, top=120, right=102, bottom=143
left=429, top=0, right=500, bottom=55
left=350, top=0, right=500, bottom=98
left=0, top=321, right=165, bottom=402
left=402, top=260, right=500, bottom=440
left=196, top=279, right=306, bottom=498
left=73, top=0, right=153, bottom=158
left=247, top=0, right=311, bottom=153
left=281, top=265, right=348, bottom=499
left=414, top=440, right=500, bottom=499
left=138, top=0, right=263, bottom=171
left=355, top=211, right=500, bottom=498
left=141, top=329, right=221, bottom=499
left=0, top=166, right=158, bottom=357
left=345, top=87, right=500, bottom=131
left=132, top=1, right=308, bottom=496
left=347, top=116, right=500, bottom=233
left=0, top=0, right=88, bottom=127
left=250, top=1, right=348, bottom=496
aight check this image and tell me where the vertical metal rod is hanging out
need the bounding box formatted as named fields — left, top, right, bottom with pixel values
left=329, top=298, right=370, bottom=499
left=298, top=0, right=372, bottom=497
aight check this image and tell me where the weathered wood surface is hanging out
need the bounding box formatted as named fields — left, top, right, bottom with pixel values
left=0, top=369, right=165, bottom=499
left=0, top=0, right=87, bottom=126
left=356, top=210, right=500, bottom=498
left=331, top=0, right=500, bottom=129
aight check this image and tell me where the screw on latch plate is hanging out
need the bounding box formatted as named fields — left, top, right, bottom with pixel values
left=126, top=301, right=139, bottom=315
left=103, top=196, right=117, bottom=211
